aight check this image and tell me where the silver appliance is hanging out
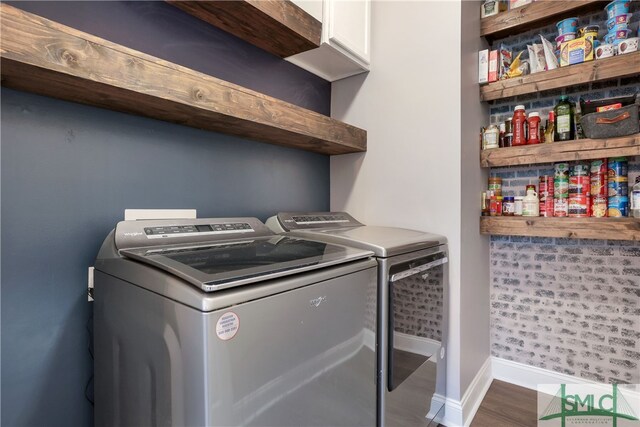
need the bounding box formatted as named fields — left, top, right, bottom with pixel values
left=267, top=212, right=448, bottom=427
left=94, top=217, right=378, bottom=427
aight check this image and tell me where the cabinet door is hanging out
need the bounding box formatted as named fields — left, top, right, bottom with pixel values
left=325, top=0, right=371, bottom=66
left=291, top=0, right=323, bottom=22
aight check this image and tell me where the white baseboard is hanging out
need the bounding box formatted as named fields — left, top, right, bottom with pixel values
left=492, top=356, right=640, bottom=400
left=492, top=357, right=599, bottom=390
left=394, top=331, right=441, bottom=357
left=442, top=356, right=492, bottom=427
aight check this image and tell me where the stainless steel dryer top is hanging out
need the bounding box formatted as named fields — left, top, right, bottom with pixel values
left=267, top=212, right=447, bottom=258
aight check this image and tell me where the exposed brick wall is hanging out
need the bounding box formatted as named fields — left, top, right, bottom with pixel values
left=490, top=236, right=640, bottom=384
left=486, top=6, right=640, bottom=384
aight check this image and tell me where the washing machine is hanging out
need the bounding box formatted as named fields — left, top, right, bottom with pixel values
left=94, top=217, right=378, bottom=427
left=267, top=212, right=448, bottom=427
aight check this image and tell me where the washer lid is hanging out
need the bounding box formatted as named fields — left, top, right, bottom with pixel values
left=120, top=235, right=373, bottom=292
left=292, top=226, right=447, bottom=258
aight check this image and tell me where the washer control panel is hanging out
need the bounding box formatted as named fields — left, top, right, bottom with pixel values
left=277, top=212, right=362, bottom=231
left=115, top=217, right=271, bottom=249
left=144, top=222, right=253, bottom=239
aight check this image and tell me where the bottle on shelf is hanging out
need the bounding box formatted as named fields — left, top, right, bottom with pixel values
left=527, top=112, right=541, bottom=144
left=512, top=105, right=528, bottom=146
left=522, top=184, right=540, bottom=217
left=504, top=118, right=513, bottom=148
left=573, top=102, right=584, bottom=140
left=554, top=96, right=574, bottom=141
left=544, top=111, right=555, bottom=143
left=632, top=177, right=640, bottom=219
left=484, top=124, right=500, bottom=149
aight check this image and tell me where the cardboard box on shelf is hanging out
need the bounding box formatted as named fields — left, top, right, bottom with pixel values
left=509, top=0, right=532, bottom=9
left=479, top=49, right=489, bottom=84
left=489, top=50, right=498, bottom=82
left=560, top=35, right=595, bottom=67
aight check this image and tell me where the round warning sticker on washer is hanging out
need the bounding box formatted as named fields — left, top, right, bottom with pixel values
left=216, top=312, right=239, bottom=341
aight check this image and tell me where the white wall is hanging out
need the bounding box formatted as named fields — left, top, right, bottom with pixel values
left=330, top=0, right=464, bottom=400
left=331, top=0, right=491, bottom=411
left=459, top=0, right=491, bottom=396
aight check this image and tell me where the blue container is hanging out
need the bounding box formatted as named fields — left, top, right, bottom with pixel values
left=606, top=13, right=632, bottom=32
left=606, top=29, right=631, bottom=44
left=608, top=196, right=629, bottom=217
left=557, top=17, right=579, bottom=36
left=605, top=32, right=616, bottom=44
left=608, top=180, right=629, bottom=197
left=605, top=1, right=630, bottom=19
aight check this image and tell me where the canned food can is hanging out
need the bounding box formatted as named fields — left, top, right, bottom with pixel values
left=608, top=180, right=629, bottom=197
left=554, top=198, right=569, bottom=217
left=539, top=176, right=554, bottom=198
left=540, top=198, right=555, bottom=217
left=608, top=157, right=628, bottom=179
left=591, top=159, right=607, bottom=175
left=569, top=175, right=591, bottom=195
left=591, top=195, right=608, bottom=217
left=608, top=196, right=629, bottom=217
left=590, top=159, right=607, bottom=197
left=554, top=178, right=569, bottom=198
left=572, top=162, right=590, bottom=176
left=555, top=162, right=570, bottom=179
left=569, top=195, right=590, bottom=217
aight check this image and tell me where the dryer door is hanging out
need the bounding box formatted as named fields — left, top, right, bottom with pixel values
left=387, top=251, right=447, bottom=391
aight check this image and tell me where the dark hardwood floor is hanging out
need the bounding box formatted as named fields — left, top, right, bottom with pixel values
left=470, top=380, right=538, bottom=427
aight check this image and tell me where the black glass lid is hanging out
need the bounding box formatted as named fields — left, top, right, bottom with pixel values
left=120, top=235, right=371, bottom=291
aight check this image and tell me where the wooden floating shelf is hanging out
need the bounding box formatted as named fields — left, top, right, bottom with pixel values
left=480, top=52, right=640, bottom=102
left=480, top=216, right=640, bottom=241
left=0, top=4, right=365, bottom=156
left=166, top=0, right=321, bottom=58
left=481, top=134, right=640, bottom=167
left=481, top=0, right=606, bottom=41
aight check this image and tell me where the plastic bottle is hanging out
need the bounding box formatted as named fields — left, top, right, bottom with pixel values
left=484, top=124, right=500, bottom=149
left=554, top=96, right=574, bottom=141
left=632, top=176, right=640, bottom=218
left=512, top=105, right=527, bottom=146
left=527, top=112, right=541, bottom=144
left=522, top=185, right=540, bottom=217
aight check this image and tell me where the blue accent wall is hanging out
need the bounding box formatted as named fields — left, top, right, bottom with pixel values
left=1, top=3, right=330, bottom=426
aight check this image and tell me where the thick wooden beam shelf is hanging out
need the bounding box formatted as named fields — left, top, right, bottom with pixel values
left=480, top=216, right=640, bottom=241
left=481, top=0, right=606, bottom=41
left=167, top=0, right=321, bottom=58
left=481, top=134, right=640, bottom=167
left=0, top=4, right=364, bottom=156
left=480, top=52, right=640, bottom=102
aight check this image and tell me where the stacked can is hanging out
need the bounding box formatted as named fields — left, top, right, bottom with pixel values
left=554, top=162, right=570, bottom=217
left=590, top=159, right=608, bottom=217
left=608, top=157, right=629, bottom=217
left=569, top=162, right=591, bottom=217
left=539, top=175, right=554, bottom=217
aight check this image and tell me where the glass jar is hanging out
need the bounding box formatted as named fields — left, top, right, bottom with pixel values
left=503, top=196, right=515, bottom=215
left=514, top=196, right=524, bottom=216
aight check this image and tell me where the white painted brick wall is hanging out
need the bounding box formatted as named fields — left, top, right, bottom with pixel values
left=486, top=5, right=640, bottom=384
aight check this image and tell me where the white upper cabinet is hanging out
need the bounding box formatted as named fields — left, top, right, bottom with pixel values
left=287, top=0, right=371, bottom=82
